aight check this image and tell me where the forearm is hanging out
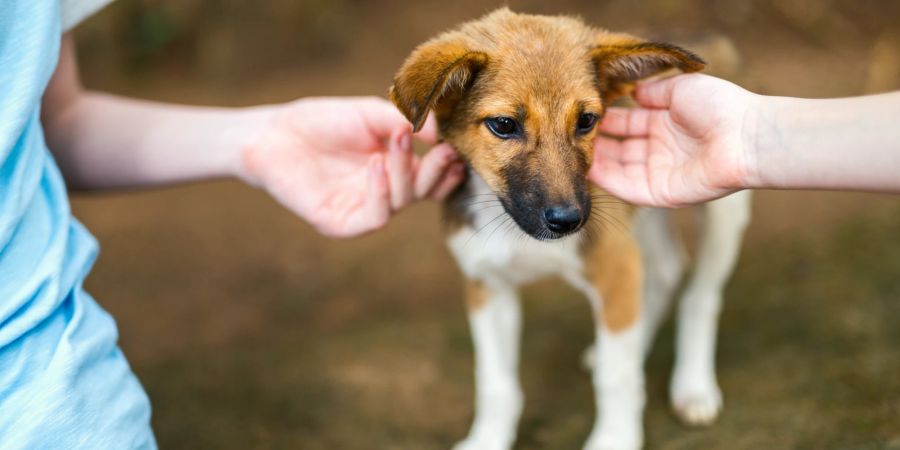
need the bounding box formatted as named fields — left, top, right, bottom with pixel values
left=44, top=92, right=263, bottom=190
left=746, top=91, right=900, bottom=192
left=41, top=33, right=265, bottom=190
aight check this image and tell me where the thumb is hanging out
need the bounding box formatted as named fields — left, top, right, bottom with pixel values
left=356, top=97, right=414, bottom=140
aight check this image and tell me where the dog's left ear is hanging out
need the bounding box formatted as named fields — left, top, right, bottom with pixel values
left=591, top=33, right=706, bottom=99
left=389, top=35, right=488, bottom=132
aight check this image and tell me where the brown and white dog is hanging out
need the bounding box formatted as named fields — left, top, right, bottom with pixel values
left=389, top=9, right=751, bottom=450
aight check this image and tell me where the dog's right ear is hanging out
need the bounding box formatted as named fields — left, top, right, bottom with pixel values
left=389, top=36, right=488, bottom=132
left=591, top=32, right=706, bottom=100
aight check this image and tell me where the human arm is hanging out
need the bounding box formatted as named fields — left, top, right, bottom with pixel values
left=42, top=34, right=464, bottom=237
left=590, top=73, right=900, bottom=207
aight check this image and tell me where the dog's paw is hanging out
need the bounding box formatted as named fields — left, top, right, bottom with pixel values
left=670, top=378, right=722, bottom=426
left=583, top=427, right=642, bottom=450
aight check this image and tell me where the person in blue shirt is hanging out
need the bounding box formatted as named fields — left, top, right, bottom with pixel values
left=1, top=1, right=463, bottom=448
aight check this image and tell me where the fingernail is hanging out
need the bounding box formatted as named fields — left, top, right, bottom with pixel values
left=398, top=133, right=410, bottom=152
left=445, top=151, right=459, bottom=162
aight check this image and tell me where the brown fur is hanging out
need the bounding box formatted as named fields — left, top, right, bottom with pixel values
left=464, top=279, right=489, bottom=311
left=581, top=202, right=643, bottom=331
left=389, top=8, right=704, bottom=327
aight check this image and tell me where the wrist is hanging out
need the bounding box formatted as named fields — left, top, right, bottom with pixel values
left=226, top=104, right=279, bottom=187
left=739, top=92, right=776, bottom=190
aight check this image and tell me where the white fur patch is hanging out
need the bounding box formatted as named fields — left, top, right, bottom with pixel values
left=446, top=173, right=585, bottom=288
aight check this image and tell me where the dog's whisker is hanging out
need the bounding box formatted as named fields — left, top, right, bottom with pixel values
left=587, top=211, right=613, bottom=234
left=586, top=217, right=604, bottom=237
left=458, top=194, right=500, bottom=203
left=590, top=198, right=629, bottom=206
left=463, top=211, right=507, bottom=249
left=583, top=219, right=601, bottom=240
left=461, top=200, right=503, bottom=208
left=592, top=211, right=627, bottom=236
left=498, top=218, right=516, bottom=240
left=485, top=216, right=513, bottom=244
left=591, top=205, right=630, bottom=212
left=600, top=210, right=629, bottom=235
left=474, top=211, right=509, bottom=239
left=461, top=199, right=501, bottom=205
left=468, top=204, right=504, bottom=215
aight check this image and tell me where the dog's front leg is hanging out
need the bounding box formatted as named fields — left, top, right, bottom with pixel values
left=579, top=236, right=645, bottom=450
left=454, top=279, right=523, bottom=450
left=586, top=320, right=644, bottom=450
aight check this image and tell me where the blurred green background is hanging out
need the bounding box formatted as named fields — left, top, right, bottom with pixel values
left=70, top=0, right=900, bottom=449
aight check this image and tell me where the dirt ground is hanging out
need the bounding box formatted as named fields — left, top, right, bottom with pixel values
left=70, top=0, right=899, bottom=448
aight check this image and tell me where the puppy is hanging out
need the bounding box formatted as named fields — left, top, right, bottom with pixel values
left=389, top=9, right=751, bottom=450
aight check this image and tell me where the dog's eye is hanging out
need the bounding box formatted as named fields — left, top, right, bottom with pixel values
left=576, top=113, right=598, bottom=134
left=485, top=117, right=521, bottom=139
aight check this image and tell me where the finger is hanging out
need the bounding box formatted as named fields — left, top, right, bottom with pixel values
left=589, top=154, right=654, bottom=206
left=429, top=162, right=467, bottom=200
left=356, top=97, right=438, bottom=144
left=342, top=154, right=391, bottom=237
left=588, top=154, right=620, bottom=190
left=598, top=107, right=653, bottom=137
left=414, top=142, right=459, bottom=198
left=387, top=127, right=414, bottom=210
left=634, top=75, right=680, bottom=109
left=356, top=96, right=415, bottom=140
left=593, top=135, right=624, bottom=163
left=413, top=113, right=439, bottom=144
left=594, top=136, right=649, bottom=165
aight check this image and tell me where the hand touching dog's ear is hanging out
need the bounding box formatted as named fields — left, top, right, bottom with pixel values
left=591, top=33, right=706, bottom=99
left=389, top=35, right=488, bottom=131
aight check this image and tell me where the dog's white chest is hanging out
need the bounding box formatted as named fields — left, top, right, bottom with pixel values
left=445, top=173, right=584, bottom=286
left=446, top=218, right=584, bottom=287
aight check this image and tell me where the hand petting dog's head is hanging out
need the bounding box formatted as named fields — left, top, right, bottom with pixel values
left=390, top=8, right=704, bottom=240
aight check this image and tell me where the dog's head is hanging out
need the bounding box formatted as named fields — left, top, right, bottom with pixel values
left=390, top=8, right=704, bottom=240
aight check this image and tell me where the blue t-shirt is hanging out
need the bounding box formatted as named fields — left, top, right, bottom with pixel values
left=0, top=1, right=155, bottom=448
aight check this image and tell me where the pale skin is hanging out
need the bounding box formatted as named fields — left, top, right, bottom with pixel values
left=42, top=34, right=465, bottom=238
left=591, top=73, right=900, bottom=208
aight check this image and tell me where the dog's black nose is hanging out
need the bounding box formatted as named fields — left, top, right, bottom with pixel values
left=543, top=206, right=583, bottom=234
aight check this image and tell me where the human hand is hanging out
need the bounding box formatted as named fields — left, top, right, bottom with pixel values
left=590, top=74, right=759, bottom=207
left=237, top=97, right=464, bottom=238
